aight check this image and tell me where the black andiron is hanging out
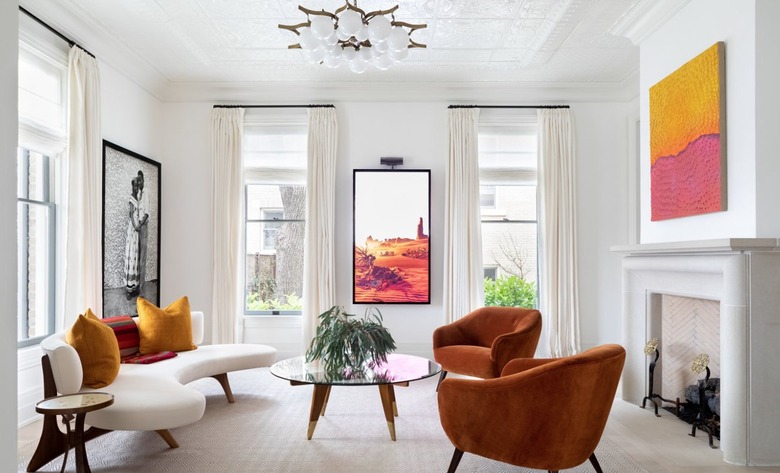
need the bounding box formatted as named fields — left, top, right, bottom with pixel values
left=689, top=356, right=719, bottom=449
left=640, top=338, right=677, bottom=417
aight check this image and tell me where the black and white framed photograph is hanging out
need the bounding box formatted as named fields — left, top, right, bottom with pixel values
left=102, top=140, right=161, bottom=317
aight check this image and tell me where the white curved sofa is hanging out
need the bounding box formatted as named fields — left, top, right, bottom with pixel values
left=27, top=311, right=277, bottom=472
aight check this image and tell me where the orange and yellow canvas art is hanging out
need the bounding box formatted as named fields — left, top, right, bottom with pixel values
left=353, top=170, right=430, bottom=304
left=649, top=42, right=726, bottom=221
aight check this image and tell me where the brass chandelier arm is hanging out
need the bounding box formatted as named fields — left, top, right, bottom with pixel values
left=335, top=2, right=368, bottom=17
left=408, top=40, right=427, bottom=49
left=364, top=6, right=400, bottom=21
left=391, top=21, right=427, bottom=32
left=278, top=22, right=310, bottom=35
left=298, top=6, right=338, bottom=20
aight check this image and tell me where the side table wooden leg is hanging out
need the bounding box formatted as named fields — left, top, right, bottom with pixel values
left=378, top=385, right=396, bottom=441
left=307, top=385, right=330, bottom=440
left=73, top=413, right=91, bottom=473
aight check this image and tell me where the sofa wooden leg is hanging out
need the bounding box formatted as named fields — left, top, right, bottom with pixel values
left=447, top=448, right=463, bottom=473
left=155, top=430, right=179, bottom=448
left=589, top=453, right=603, bottom=473
left=436, top=371, right=448, bottom=392
left=211, top=373, right=235, bottom=403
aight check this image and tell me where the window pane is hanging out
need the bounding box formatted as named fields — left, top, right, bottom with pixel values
left=18, top=202, right=53, bottom=341
left=481, top=221, right=538, bottom=309
left=17, top=149, right=49, bottom=201
left=246, top=221, right=305, bottom=311
left=247, top=184, right=305, bottom=220
left=481, top=185, right=537, bottom=221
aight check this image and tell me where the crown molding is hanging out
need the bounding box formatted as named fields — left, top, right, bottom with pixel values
left=609, top=0, right=692, bottom=45
left=163, top=78, right=639, bottom=104
left=19, top=0, right=169, bottom=100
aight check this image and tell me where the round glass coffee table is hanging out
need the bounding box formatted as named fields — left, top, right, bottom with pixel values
left=270, top=354, right=440, bottom=441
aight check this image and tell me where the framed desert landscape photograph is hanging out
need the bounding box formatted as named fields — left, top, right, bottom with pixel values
left=102, top=141, right=161, bottom=317
left=353, top=169, right=431, bottom=304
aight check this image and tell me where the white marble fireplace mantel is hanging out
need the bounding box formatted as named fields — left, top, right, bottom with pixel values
left=612, top=239, right=780, bottom=466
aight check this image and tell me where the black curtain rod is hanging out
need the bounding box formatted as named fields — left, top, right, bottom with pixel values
left=213, top=104, right=335, bottom=109
left=448, top=105, right=569, bottom=109
left=19, top=6, right=95, bottom=59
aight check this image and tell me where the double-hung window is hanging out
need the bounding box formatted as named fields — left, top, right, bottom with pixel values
left=243, top=111, right=307, bottom=315
left=478, top=110, right=539, bottom=309
left=17, top=13, right=69, bottom=347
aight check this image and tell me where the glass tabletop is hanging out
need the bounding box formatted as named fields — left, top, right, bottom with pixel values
left=36, top=392, right=114, bottom=414
left=270, top=354, right=441, bottom=386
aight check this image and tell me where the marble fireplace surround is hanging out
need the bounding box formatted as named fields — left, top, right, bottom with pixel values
left=613, top=239, right=780, bottom=466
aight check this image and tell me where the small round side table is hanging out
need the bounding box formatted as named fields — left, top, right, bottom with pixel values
left=35, top=392, right=114, bottom=473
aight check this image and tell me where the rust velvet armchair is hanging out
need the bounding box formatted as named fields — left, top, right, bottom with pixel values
left=432, top=307, right=542, bottom=389
left=437, top=344, right=626, bottom=473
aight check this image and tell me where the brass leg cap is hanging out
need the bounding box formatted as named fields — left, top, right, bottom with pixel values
left=387, top=421, right=396, bottom=441
left=307, top=421, right=318, bottom=440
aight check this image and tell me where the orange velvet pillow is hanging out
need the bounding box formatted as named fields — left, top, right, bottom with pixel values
left=137, top=296, right=197, bottom=355
left=66, top=308, right=120, bottom=388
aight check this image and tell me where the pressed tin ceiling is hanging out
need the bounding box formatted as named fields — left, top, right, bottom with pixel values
left=44, top=0, right=643, bottom=86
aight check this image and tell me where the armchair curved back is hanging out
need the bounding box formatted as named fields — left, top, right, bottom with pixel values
left=433, top=307, right=542, bottom=379
left=438, top=344, right=625, bottom=471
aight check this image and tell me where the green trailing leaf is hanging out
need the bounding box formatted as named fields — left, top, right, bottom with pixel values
left=305, top=305, right=397, bottom=373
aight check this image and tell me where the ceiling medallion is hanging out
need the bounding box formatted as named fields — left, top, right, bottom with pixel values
left=279, top=1, right=427, bottom=73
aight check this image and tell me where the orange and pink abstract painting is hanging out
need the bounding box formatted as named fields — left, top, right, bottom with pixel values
left=649, top=42, right=726, bottom=221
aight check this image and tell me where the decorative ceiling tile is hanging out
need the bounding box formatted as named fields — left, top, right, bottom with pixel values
left=212, top=19, right=296, bottom=48
left=194, top=0, right=285, bottom=19
left=54, top=0, right=640, bottom=86
left=431, top=19, right=511, bottom=49
left=434, top=0, right=522, bottom=19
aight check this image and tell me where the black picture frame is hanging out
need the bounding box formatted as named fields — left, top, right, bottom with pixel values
left=353, top=169, right=431, bottom=304
left=102, top=140, right=161, bottom=317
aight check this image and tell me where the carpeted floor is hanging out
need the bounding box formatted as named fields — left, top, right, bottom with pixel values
left=18, top=368, right=648, bottom=473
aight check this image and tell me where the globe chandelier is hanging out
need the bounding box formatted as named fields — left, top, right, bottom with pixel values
left=278, top=1, right=427, bottom=73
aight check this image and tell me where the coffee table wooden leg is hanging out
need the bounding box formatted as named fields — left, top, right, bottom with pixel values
left=389, top=384, right=398, bottom=416
left=308, top=385, right=329, bottom=440
left=378, top=385, right=396, bottom=441
left=320, top=386, right=332, bottom=417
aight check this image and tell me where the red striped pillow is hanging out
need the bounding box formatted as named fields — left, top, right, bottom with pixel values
left=102, top=316, right=140, bottom=359
left=121, top=351, right=177, bottom=364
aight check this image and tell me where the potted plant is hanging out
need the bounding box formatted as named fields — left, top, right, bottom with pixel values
left=305, top=305, right=396, bottom=373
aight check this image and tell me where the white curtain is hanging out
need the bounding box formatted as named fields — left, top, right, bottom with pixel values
left=62, top=47, right=101, bottom=327
left=538, top=108, right=580, bottom=357
left=211, top=108, right=245, bottom=344
left=443, top=108, right=484, bottom=323
left=302, top=108, right=338, bottom=347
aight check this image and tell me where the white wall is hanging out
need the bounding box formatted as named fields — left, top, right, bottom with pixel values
left=164, top=100, right=631, bottom=360
left=572, top=103, right=631, bottom=352
left=755, top=0, right=780, bottom=236
left=640, top=0, right=759, bottom=243
left=159, top=103, right=214, bottom=338
left=17, top=59, right=164, bottom=427
left=1, top=2, right=19, bottom=469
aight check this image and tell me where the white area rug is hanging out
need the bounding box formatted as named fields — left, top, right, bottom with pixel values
left=19, top=368, right=648, bottom=473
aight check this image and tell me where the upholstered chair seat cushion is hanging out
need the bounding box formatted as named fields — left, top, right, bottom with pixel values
left=431, top=345, right=496, bottom=379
